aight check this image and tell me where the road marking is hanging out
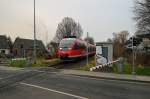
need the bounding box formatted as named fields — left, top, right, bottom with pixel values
left=20, top=82, right=88, bottom=99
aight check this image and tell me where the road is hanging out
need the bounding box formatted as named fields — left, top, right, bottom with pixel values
left=0, top=68, right=150, bottom=99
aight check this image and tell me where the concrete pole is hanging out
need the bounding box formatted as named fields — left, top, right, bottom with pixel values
left=33, top=0, right=36, bottom=61
left=132, top=36, right=135, bottom=74
left=86, top=32, right=89, bottom=65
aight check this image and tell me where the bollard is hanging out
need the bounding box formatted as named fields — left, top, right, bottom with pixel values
left=27, top=57, right=32, bottom=66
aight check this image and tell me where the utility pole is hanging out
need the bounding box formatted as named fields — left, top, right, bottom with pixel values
left=132, top=36, right=135, bottom=74
left=45, top=30, right=48, bottom=47
left=86, top=32, right=89, bottom=65
left=33, top=0, right=36, bottom=61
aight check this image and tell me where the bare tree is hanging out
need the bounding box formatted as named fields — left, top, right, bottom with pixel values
left=84, top=37, right=95, bottom=44
left=53, top=17, right=83, bottom=43
left=113, top=31, right=129, bottom=44
left=107, top=38, right=113, bottom=43
left=110, top=31, right=129, bottom=59
left=134, top=0, right=150, bottom=36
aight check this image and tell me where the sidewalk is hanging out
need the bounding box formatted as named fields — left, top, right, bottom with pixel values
left=0, top=66, right=21, bottom=71
left=61, top=69, right=150, bottom=83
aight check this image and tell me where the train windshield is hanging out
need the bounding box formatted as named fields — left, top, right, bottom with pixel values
left=59, top=39, right=74, bottom=48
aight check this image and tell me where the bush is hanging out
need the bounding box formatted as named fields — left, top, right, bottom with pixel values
left=123, top=63, right=132, bottom=74
left=136, top=66, right=150, bottom=76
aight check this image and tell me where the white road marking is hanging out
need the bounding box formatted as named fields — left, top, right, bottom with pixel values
left=20, top=82, right=88, bottom=99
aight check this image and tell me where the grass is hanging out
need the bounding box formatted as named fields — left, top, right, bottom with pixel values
left=10, top=58, right=27, bottom=68
left=78, top=64, right=94, bottom=71
left=136, top=66, right=150, bottom=76
left=10, top=58, right=60, bottom=68
left=32, top=59, right=60, bottom=67
left=113, top=63, right=150, bottom=76
left=9, top=57, right=150, bottom=76
left=78, top=57, right=96, bottom=71
left=78, top=57, right=150, bottom=76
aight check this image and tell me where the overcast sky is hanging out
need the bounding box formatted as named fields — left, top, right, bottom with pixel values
left=0, top=0, right=135, bottom=44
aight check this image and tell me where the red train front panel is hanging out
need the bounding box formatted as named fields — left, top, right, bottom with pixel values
left=57, top=38, right=95, bottom=60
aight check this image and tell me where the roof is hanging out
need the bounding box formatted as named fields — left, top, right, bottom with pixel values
left=96, top=42, right=113, bottom=46
left=0, top=35, right=10, bottom=49
left=13, top=38, right=45, bottom=50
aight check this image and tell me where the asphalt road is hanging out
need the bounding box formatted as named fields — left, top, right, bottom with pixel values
left=0, top=68, right=150, bottom=99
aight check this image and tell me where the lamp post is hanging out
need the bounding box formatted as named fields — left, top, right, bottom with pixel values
left=132, top=36, right=135, bottom=74
left=86, top=32, right=89, bottom=65
left=33, top=0, right=36, bottom=61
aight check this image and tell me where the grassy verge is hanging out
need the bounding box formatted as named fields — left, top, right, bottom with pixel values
left=32, top=59, right=60, bottom=67
left=9, top=57, right=150, bottom=76
left=77, top=57, right=150, bottom=76
left=77, top=57, right=96, bottom=71
left=10, top=58, right=60, bottom=68
left=135, top=66, right=150, bottom=76
left=113, top=63, right=150, bottom=76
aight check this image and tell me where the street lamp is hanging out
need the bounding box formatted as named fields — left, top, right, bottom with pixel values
left=132, top=36, right=135, bottom=74
left=33, top=0, right=36, bottom=60
left=86, top=32, right=89, bottom=65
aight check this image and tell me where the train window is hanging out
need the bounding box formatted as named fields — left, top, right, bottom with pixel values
left=81, top=42, right=87, bottom=49
left=74, top=42, right=81, bottom=49
left=80, top=43, right=85, bottom=49
left=60, top=39, right=74, bottom=48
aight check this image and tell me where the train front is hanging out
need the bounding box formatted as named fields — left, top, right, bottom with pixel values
left=57, top=38, right=75, bottom=60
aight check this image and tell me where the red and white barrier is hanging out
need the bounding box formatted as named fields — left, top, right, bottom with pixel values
left=90, top=60, right=119, bottom=71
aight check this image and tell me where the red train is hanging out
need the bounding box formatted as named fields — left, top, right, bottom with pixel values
left=57, top=38, right=96, bottom=60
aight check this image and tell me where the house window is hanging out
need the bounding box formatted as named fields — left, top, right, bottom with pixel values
left=20, top=44, right=24, bottom=49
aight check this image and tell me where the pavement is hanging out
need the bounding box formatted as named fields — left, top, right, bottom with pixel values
left=61, top=69, right=150, bottom=83
left=0, top=66, right=150, bottom=99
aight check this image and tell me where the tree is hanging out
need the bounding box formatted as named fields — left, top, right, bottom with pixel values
left=134, top=0, right=150, bottom=37
left=53, top=17, right=83, bottom=43
left=112, top=31, right=129, bottom=44
left=84, top=37, right=95, bottom=44
left=109, top=31, right=129, bottom=59
left=107, top=38, right=113, bottom=43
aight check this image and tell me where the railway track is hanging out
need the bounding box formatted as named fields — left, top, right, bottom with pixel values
left=49, top=58, right=88, bottom=69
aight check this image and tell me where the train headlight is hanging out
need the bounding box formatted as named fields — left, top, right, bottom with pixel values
left=59, top=48, right=62, bottom=50
left=68, top=48, right=72, bottom=50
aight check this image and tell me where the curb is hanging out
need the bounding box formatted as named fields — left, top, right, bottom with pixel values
left=70, top=74, right=150, bottom=84
left=61, top=70, right=150, bottom=83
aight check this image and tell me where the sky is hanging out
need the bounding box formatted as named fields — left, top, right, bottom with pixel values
left=0, top=0, right=135, bottom=44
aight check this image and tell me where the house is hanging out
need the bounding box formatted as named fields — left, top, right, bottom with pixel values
left=0, top=35, right=10, bottom=55
left=13, top=37, right=45, bottom=57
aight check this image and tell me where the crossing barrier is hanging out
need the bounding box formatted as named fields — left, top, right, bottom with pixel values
left=90, top=60, right=119, bottom=71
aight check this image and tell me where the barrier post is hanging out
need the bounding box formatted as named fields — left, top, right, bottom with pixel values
left=117, top=57, right=124, bottom=73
